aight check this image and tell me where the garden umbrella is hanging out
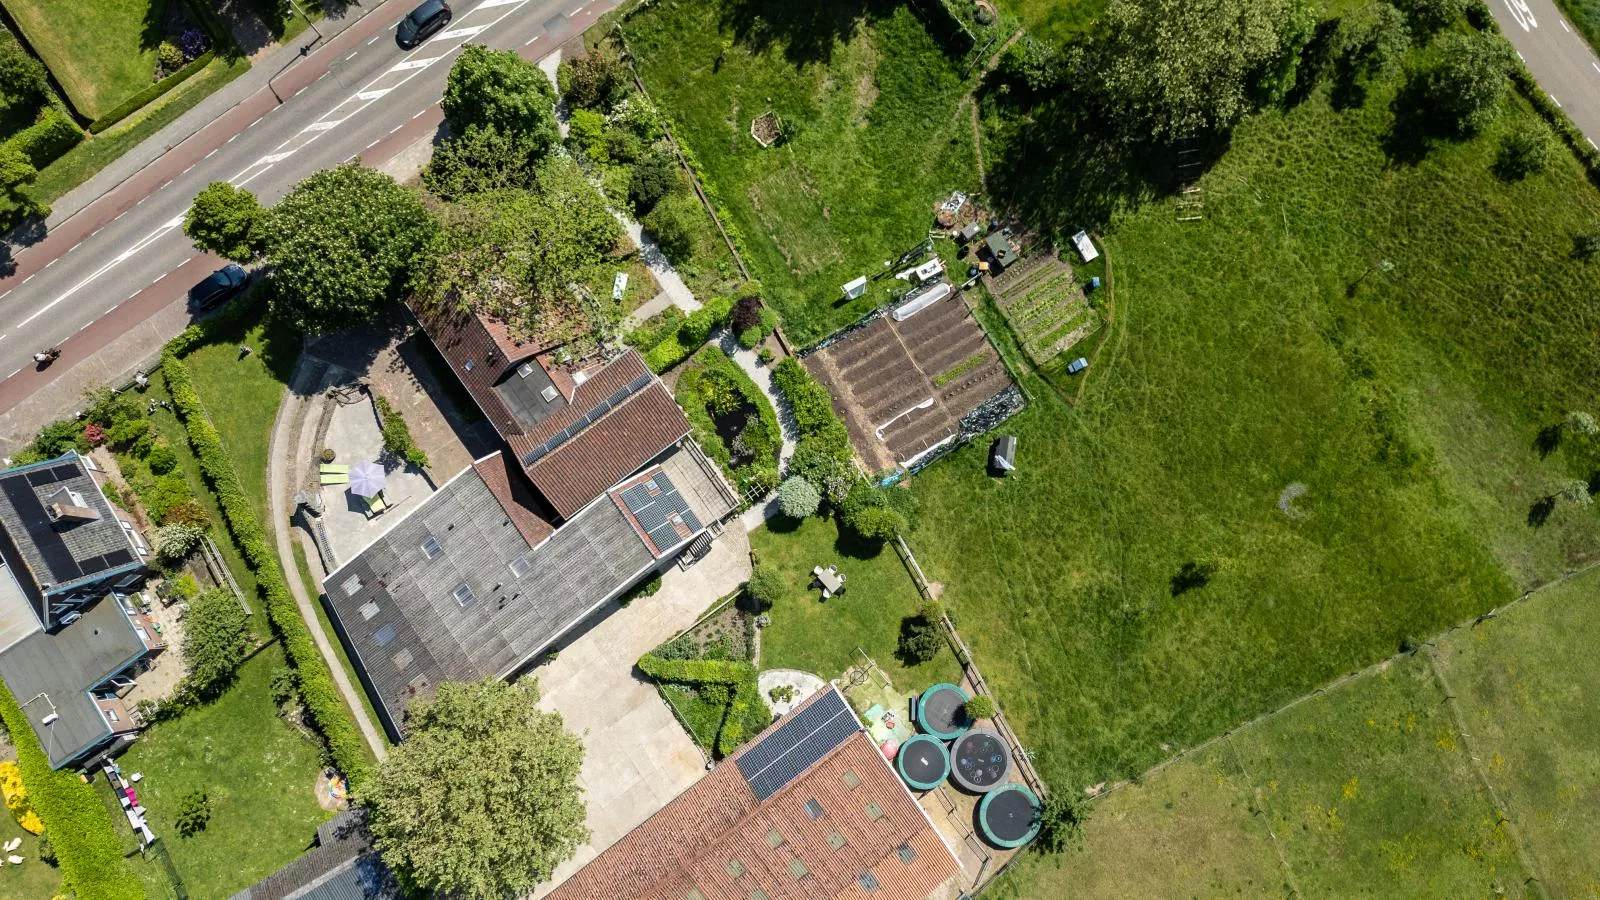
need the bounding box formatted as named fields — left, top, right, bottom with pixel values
left=349, top=461, right=386, bottom=497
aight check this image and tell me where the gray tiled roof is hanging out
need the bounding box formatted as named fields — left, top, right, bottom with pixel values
left=0, top=453, right=140, bottom=599
left=232, top=810, right=401, bottom=900
left=325, top=459, right=664, bottom=737
left=0, top=595, right=144, bottom=767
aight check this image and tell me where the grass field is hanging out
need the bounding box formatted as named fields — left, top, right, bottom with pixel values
left=907, top=58, right=1600, bottom=794
left=1, top=0, right=164, bottom=120
left=993, top=566, right=1600, bottom=897
left=625, top=0, right=981, bottom=344
left=996, top=0, right=1105, bottom=42
left=113, top=646, right=331, bottom=899
left=749, top=516, right=962, bottom=690
left=0, top=807, right=60, bottom=899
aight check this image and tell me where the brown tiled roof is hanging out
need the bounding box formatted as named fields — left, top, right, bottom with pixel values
left=480, top=316, right=549, bottom=364
left=549, top=692, right=961, bottom=900
left=409, top=301, right=527, bottom=438
left=522, top=383, right=690, bottom=520
left=519, top=350, right=652, bottom=445
left=471, top=452, right=555, bottom=547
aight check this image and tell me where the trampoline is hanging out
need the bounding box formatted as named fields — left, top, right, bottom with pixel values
left=896, top=734, right=950, bottom=791
left=977, top=783, right=1041, bottom=849
left=950, top=727, right=1011, bottom=793
left=916, top=683, right=970, bottom=740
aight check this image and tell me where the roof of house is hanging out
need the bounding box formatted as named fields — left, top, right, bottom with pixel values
left=472, top=452, right=555, bottom=548
left=0, top=453, right=141, bottom=605
left=408, top=303, right=568, bottom=437
left=548, top=687, right=962, bottom=900
left=325, top=448, right=722, bottom=737
left=231, top=809, right=401, bottom=900
left=0, top=593, right=145, bottom=768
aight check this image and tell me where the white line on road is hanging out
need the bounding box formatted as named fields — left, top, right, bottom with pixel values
left=179, top=257, right=192, bottom=268
left=127, top=290, right=139, bottom=300
left=181, top=164, right=194, bottom=175
left=68, top=243, right=79, bottom=253
left=302, top=120, right=341, bottom=132
left=227, top=133, right=238, bottom=143
left=390, top=57, right=440, bottom=71
left=366, top=139, right=380, bottom=149
left=1561, top=19, right=1570, bottom=32
left=114, top=211, right=127, bottom=222
left=21, top=275, right=33, bottom=285
left=18, top=217, right=183, bottom=328
left=568, top=3, right=585, bottom=15
left=368, top=34, right=382, bottom=44
left=438, top=25, right=488, bottom=39
left=479, top=0, right=524, bottom=7
left=1593, top=61, right=1600, bottom=73
left=346, top=51, right=358, bottom=60
left=43, top=259, right=55, bottom=269
left=525, top=36, right=539, bottom=46
left=205, top=148, right=219, bottom=159
left=6, top=369, right=18, bottom=379
left=389, top=124, right=402, bottom=134
left=358, top=88, right=392, bottom=100
left=1553, top=95, right=1563, bottom=107
left=257, top=151, right=295, bottom=165
left=411, top=109, right=426, bottom=119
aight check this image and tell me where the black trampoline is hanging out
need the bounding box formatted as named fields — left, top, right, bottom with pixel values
left=977, top=783, right=1041, bottom=848
left=950, top=727, right=1010, bottom=793
left=896, top=734, right=950, bottom=791
left=916, top=683, right=970, bottom=740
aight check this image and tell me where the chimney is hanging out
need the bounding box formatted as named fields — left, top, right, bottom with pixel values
left=45, top=488, right=99, bottom=524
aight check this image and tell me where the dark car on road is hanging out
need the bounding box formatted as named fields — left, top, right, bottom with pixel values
left=397, top=0, right=451, bottom=49
left=190, top=264, right=249, bottom=311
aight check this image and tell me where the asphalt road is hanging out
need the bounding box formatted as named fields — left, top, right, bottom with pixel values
left=1491, top=0, right=1600, bottom=146
left=0, top=0, right=608, bottom=407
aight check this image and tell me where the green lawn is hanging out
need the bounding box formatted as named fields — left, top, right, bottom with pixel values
left=909, top=59, right=1600, bottom=791
left=30, top=56, right=251, bottom=207
left=749, top=516, right=961, bottom=690
left=625, top=0, right=982, bottom=344
left=114, top=646, right=331, bottom=899
left=181, top=309, right=301, bottom=523
left=0, top=808, right=61, bottom=899
left=292, top=543, right=388, bottom=758
left=997, top=0, right=1105, bottom=43
left=1, top=0, right=164, bottom=120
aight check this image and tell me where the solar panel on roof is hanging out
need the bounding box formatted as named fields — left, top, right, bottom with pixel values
left=736, top=689, right=858, bottom=801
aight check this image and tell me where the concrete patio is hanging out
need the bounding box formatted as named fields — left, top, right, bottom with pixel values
left=318, top=396, right=434, bottom=564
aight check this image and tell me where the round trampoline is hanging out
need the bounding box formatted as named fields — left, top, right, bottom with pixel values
left=949, top=727, right=1011, bottom=793
left=977, top=783, right=1041, bottom=849
left=916, top=683, right=970, bottom=740
left=896, top=734, right=951, bottom=791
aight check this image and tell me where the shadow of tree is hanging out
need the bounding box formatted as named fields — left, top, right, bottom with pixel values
left=1169, top=560, right=1216, bottom=597
left=716, top=0, right=903, bottom=67
left=1535, top=423, right=1563, bottom=459
left=1527, top=495, right=1556, bottom=528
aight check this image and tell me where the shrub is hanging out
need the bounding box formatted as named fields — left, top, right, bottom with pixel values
left=376, top=395, right=428, bottom=467
left=106, top=417, right=151, bottom=449
left=174, top=791, right=210, bottom=837
left=1425, top=32, right=1515, bottom=136
left=1399, top=0, right=1464, bottom=35
left=160, top=499, right=210, bottom=529
left=897, top=614, right=943, bottom=664
left=180, top=28, right=208, bottom=60
left=558, top=51, right=631, bottom=111
left=771, top=359, right=837, bottom=435
left=612, top=94, right=664, bottom=142
left=998, top=36, right=1066, bottom=94
left=1464, top=0, right=1494, bottom=29
left=628, top=152, right=676, bottom=214
left=1036, top=793, right=1090, bottom=854
left=757, top=347, right=774, bottom=365
left=641, top=192, right=700, bottom=262
left=30, top=420, right=85, bottom=458
left=145, top=444, right=179, bottom=475
left=1495, top=126, right=1553, bottom=180
left=170, top=573, right=201, bottom=601
left=963, top=695, right=997, bottom=720
left=83, top=423, right=104, bottom=446
left=777, top=476, right=821, bottom=519
left=0, top=761, right=42, bottom=834
left=181, top=588, right=250, bottom=699
left=568, top=108, right=609, bottom=164
left=153, top=523, right=206, bottom=564
left=5, top=107, right=82, bottom=169
left=745, top=564, right=784, bottom=612
left=157, top=41, right=184, bottom=73
left=141, top=475, right=196, bottom=525
left=37, top=833, right=54, bottom=866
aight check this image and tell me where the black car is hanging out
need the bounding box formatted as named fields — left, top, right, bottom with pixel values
left=190, top=264, right=249, bottom=311
left=397, top=0, right=451, bottom=49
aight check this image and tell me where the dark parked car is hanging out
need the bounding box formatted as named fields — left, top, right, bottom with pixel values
left=190, top=264, right=249, bottom=311
left=397, top=0, right=451, bottom=48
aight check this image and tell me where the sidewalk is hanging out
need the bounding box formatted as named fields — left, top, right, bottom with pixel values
left=32, top=0, right=399, bottom=243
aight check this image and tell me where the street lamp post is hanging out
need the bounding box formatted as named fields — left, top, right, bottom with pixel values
left=288, top=0, right=324, bottom=43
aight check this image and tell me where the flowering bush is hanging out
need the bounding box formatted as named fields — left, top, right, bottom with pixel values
left=82, top=423, right=104, bottom=446
left=0, top=762, right=44, bottom=835
left=180, top=28, right=208, bottom=61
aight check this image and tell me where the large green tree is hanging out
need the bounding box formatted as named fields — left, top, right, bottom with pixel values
left=265, top=164, right=434, bottom=334
left=363, top=679, right=587, bottom=899
left=181, top=588, right=249, bottom=700
left=413, top=156, right=620, bottom=340
left=442, top=45, right=559, bottom=149
left=422, top=122, right=545, bottom=201
left=1424, top=31, right=1516, bottom=135
left=184, top=182, right=267, bottom=262
left=1093, top=0, right=1315, bottom=141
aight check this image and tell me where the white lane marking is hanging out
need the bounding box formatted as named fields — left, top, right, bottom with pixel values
left=438, top=25, right=488, bottom=39
left=1592, top=61, right=1600, bottom=73
left=1590, top=138, right=1598, bottom=149
left=389, top=124, right=402, bottom=134
left=302, top=120, right=341, bottom=132
left=367, top=34, right=381, bottom=45
left=1503, top=0, right=1537, bottom=31
left=68, top=243, right=79, bottom=253
left=366, top=139, right=380, bottom=149
left=525, top=36, right=538, bottom=46
left=227, top=133, right=238, bottom=143
left=411, top=109, right=426, bottom=119
left=346, top=51, right=358, bottom=60
left=390, top=57, right=441, bottom=71
left=127, top=290, right=139, bottom=300
left=43, top=259, right=55, bottom=269
left=21, top=275, right=33, bottom=284
left=358, top=88, right=392, bottom=100
left=5, top=368, right=18, bottom=379
left=179, top=257, right=192, bottom=268
left=205, top=148, right=219, bottom=159
left=1561, top=19, right=1570, bottom=32
left=256, top=151, right=295, bottom=165
left=479, top=0, right=523, bottom=7
left=18, top=217, right=183, bottom=328
left=1553, top=95, right=1563, bottom=107
left=0, top=291, right=8, bottom=301
left=114, top=211, right=127, bottom=222
left=568, top=3, right=585, bottom=15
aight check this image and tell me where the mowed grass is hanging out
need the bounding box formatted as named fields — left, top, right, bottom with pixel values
left=909, top=70, right=1600, bottom=790
left=626, top=0, right=980, bottom=344
left=1434, top=566, right=1600, bottom=894
left=996, top=0, right=1105, bottom=42
left=990, top=650, right=1532, bottom=898
left=0, top=807, right=61, bottom=899
left=750, top=515, right=962, bottom=690
left=114, top=646, right=331, bottom=899
left=1, top=0, right=164, bottom=120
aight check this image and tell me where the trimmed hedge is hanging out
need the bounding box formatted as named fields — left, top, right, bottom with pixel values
left=643, top=295, right=733, bottom=373
left=0, top=682, right=143, bottom=900
left=637, top=653, right=768, bottom=756
left=771, top=357, right=839, bottom=436
left=161, top=341, right=372, bottom=789
left=675, top=345, right=780, bottom=496
left=89, top=51, right=215, bottom=134
left=6, top=107, right=82, bottom=169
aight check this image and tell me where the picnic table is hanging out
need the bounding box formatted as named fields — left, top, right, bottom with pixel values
left=812, top=565, right=846, bottom=598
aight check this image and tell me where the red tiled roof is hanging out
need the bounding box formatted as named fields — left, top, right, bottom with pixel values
left=471, top=452, right=555, bottom=547
left=519, top=350, right=652, bottom=446
left=522, top=383, right=690, bottom=520
left=408, top=301, right=526, bottom=439
left=548, top=692, right=961, bottom=900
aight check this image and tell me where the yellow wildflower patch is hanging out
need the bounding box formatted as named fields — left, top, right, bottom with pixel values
left=0, top=761, right=42, bottom=834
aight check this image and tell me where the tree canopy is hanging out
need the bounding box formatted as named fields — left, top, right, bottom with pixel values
left=1424, top=31, right=1516, bottom=135
left=1092, top=0, right=1315, bottom=141
left=180, top=588, right=249, bottom=700
left=265, top=164, right=434, bottom=334
left=422, top=122, right=545, bottom=201
left=184, top=182, right=267, bottom=262
left=413, top=156, right=621, bottom=342
left=363, top=679, right=587, bottom=900
left=442, top=45, right=560, bottom=150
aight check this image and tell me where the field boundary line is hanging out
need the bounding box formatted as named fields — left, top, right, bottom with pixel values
left=1423, top=648, right=1551, bottom=897
left=1093, top=557, right=1600, bottom=802
left=1223, top=736, right=1305, bottom=898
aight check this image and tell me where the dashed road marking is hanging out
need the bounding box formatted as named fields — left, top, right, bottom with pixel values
left=1553, top=95, right=1563, bottom=107
left=303, top=120, right=341, bottom=132
left=205, top=148, right=219, bottom=158
left=367, top=34, right=381, bottom=45
left=346, top=51, right=358, bottom=60
left=438, top=25, right=488, bottom=39
left=366, top=139, right=380, bottom=149
left=390, top=57, right=440, bottom=71
left=412, top=109, right=426, bottom=119
left=1561, top=19, right=1570, bottom=32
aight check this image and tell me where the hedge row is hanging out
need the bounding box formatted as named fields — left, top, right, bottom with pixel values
left=89, top=50, right=215, bottom=134
left=771, top=357, right=838, bottom=436
left=1509, top=67, right=1600, bottom=187
left=160, top=347, right=372, bottom=789
left=6, top=107, right=82, bottom=169
left=643, top=295, right=734, bottom=373
left=636, top=653, right=767, bottom=756
left=0, top=683, right=143, bottom=900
